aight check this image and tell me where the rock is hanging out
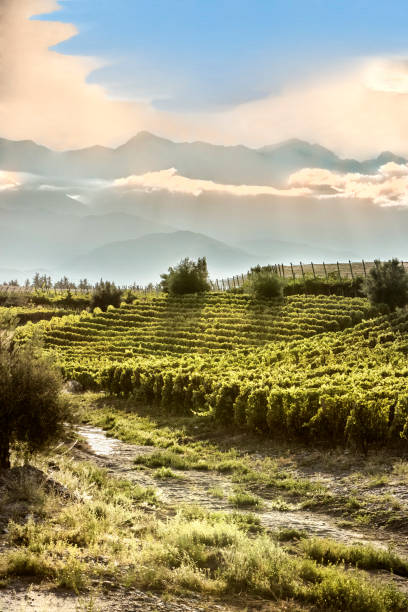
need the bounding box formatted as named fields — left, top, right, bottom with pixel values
left=0, top=465, right=72, bottom=500
left=64, top=380, right=83, bottom=393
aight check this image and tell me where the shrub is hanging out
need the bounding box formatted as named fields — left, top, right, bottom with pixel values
left=0, top=336, right=68, bottom=469
left=160, top=257, right=210, bottom=295
left=365, top=259, right=408, bottom=311
left=90, top=280, right=123, bottom=311
left=246, top=272, right=284, bottom=299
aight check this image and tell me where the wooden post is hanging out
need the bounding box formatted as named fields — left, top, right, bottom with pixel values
left=362, top=259, right=367, bottom=278
left=300, top=262, right=305, bottom=280
left=281, top=264, right=285, bottom=278
left=290, top=263, right=295, bottom=281
left=336, top=261, right=341, bottom=280
left=311, top=262, right=316, bottom=278
left=323, top=261, right=328, bottom=279
left=349, top=260, right=354, bottom=279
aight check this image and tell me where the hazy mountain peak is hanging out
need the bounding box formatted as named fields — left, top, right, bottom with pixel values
left=118, top=131, right=170, bottom=149
left=375, top=151, right=406, bottom=164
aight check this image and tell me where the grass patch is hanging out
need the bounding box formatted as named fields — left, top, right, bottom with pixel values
left=303, top=537, right=408, bottom=577
left=134, top=449, right=209, bottom=471
left=153, top=467, right=182, bottom=479
left=208, top=486, right=225, bottom=499
left=228, top=489, right=263, bottom=509
left=275, top=528, right=307, bottom=542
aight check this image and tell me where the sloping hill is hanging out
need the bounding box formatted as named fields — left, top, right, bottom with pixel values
left=65, top=231, right=258, bottom=283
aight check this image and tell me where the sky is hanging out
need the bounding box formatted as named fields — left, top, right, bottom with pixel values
left=1, top=0, right=408, bottom=155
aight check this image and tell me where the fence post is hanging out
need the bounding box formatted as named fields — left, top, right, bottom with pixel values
left=300, top=262, right=305, bottom=280
left=281, top=264, right=285, bottom=278
left=323, top=261, right=328, bottom=279
left=336, top=261, right=341, bottom=280
left=290, top=263, right=295, bottom=281
left=311, top=262, right=316, bottom=278
left=362, top=259, right=367, bottom=278
left=349, top=260, right=354, bottom=279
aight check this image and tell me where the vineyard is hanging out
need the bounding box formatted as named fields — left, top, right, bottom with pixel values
left=15, top=291, right=408, bottom=449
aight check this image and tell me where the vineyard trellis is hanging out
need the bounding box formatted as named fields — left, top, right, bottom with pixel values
left=2, top=260, right=408, bottom=296
left=211, top=260, right=408, bottom=291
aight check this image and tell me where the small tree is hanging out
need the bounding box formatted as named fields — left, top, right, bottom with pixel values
left=160, top=257, right=210, bottom=295
left=90, top=280, right=123, bottom=311
left=365, top=259, right=408, bottom=311
left=0, top=337, right=67, bottom=469
left=245, top=271, right=284, bottom=299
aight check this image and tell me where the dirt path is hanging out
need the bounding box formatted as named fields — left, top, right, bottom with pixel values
left=0, top=582, right=226, bottom=612
left=76, top=426, right=406, bottom=554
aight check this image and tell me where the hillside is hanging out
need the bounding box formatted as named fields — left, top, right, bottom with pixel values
left=18, top=290, right=398, bottom=445
left=65, top=231, right=259, bottom=283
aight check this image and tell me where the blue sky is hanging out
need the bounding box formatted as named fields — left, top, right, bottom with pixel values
left=36, top=0, right=408, bottom=112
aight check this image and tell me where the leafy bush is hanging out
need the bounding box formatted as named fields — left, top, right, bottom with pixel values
left=0, top=336, right=68, bottom=469
left=365, top=259, right=408, bottom=311
left=160, top=257, right=210, bottom=295
left=90, top=280, right=123, bottom=311
left=246, top=272, right=284, bottom=299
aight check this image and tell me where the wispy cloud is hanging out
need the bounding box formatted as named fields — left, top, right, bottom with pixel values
left=113, top=168, right=310, bottom=198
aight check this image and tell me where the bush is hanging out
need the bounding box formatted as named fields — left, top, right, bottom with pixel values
left=246, top=272, right=284, bottom=299
left=90, top=280, right=123, bottom=311
left=160, top=257, right=210, bottom=295
left=0, top=336, right=68, bottom=469
left=365, top=259, right=408, bottom=311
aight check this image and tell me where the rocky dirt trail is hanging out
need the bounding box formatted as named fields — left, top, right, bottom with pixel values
left=76, top=426, right=408, bottom=555
left=0, top=582, right=227, bottom=612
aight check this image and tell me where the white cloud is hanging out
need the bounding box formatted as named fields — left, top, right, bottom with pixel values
left=288, top=163, right=408, bottom=207
left=113, top=168, right=310, bottom=198
left=2, top=1, right=408, bottom=158
left=0, top=0, right=178, bottom=150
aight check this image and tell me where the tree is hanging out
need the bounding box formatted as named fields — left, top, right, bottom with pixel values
left=54, top=276, right=75, bottom=291
left=365, top=259, right=408, bottom=311
left=78, top=278, right=92, bottom=293
left=245, top=271, right=284, bottom=299
left=160, top=257, right=210, bottom=295
left=0, top=336, right=67, bottom=469
left=90, top=280, right=123, bottom=311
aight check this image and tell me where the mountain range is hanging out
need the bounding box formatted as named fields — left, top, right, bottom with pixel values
left=1, top=132, right=405, bottom=185
left=1, top=133, right=408, bottom=284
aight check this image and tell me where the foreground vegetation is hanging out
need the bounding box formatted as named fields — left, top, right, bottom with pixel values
left=1, top=411, right=408, bottom=612
left=3, top=259, right=408, bottom=609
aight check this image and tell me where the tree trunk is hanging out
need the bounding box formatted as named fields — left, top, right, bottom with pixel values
left=0, top=434, right=10, bottom=469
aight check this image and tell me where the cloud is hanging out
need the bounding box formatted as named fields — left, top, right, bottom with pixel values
left=113, top=168, right=310, bottom=198
left=0, top=170, right=21, bottom=191
left=288, top=163, right=408, bottom=207
left=216, top=57, right=408, bottom=158
left=0, top=0, right=178, bottom=150
left=2, top=1, right=408, bottom=158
